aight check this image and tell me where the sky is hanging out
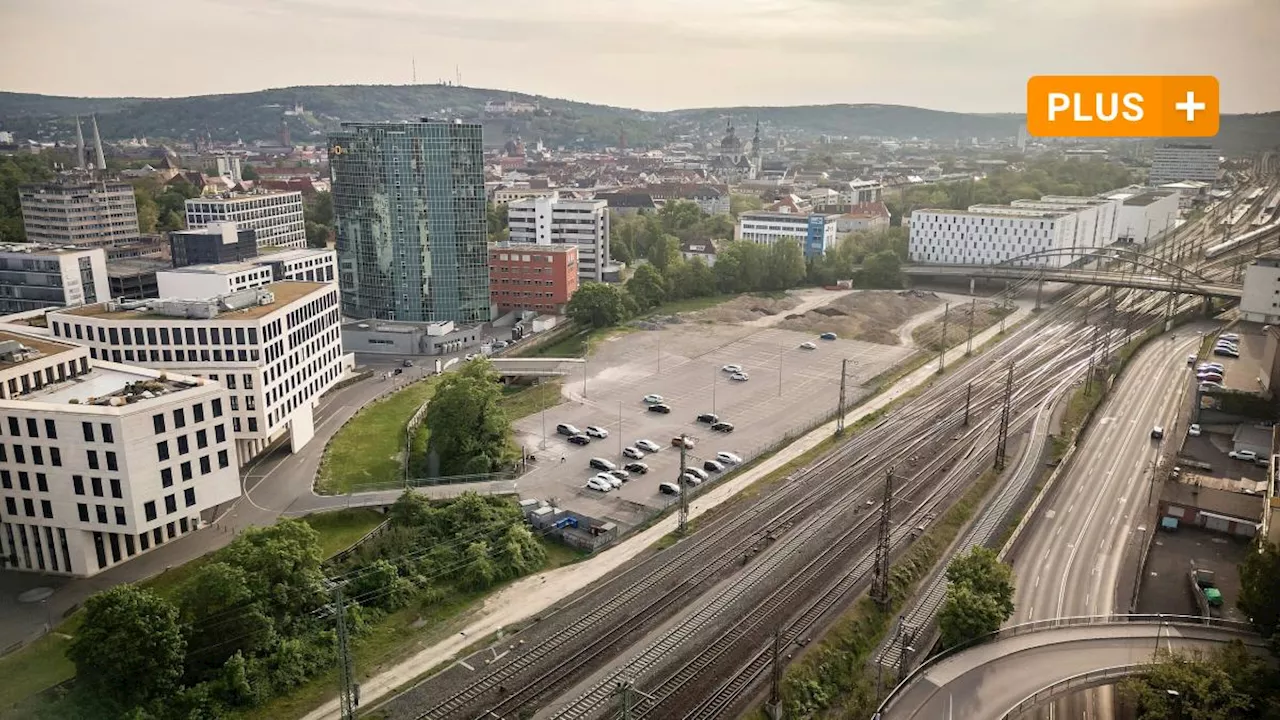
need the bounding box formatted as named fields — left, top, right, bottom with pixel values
left=1, top=0, right=1277, bottom=113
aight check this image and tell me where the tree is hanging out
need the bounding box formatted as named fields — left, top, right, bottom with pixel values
left=220, top=519, right=326, bottom=623
left=347, top=559, right=416, bottom=611
left=937, top=583, right=1005, bottom=649
left=305, top=190, right=333, bottom=226
left=860, top=250, right=903, bottom=289
left=566, top=281, right=629, bottom=328
left=176, top=562, right=275, bottom=678
left=240, top=164, right=260, bottom=181
left=1118, top=644, right=1275, bottom=720
left=460, top=540, right=497, bottom=590
left=944, top=546, right=1015, bottom=618
left=495, top=523, right=547, bottom=579
left=160, top=209, right=185, bottom=232
left=731, top=193, right=764, bottom=216
left=68, top=585, right=186, bottom=712
left=626, top=263, right=667, bottom=310
left=305, top=220, right=329, bottom=248
left=134, top=187, right=159, bottom=234
left=765, top=238, right=807, bottom=290
left=1240, top=542, right=1280, bottom=636
left=424, top=359, right=512, bottom=476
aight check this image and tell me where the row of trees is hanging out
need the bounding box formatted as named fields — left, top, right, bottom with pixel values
left=936, top=546, right=1016, bottom=649
left=59, top=491, right=544, bottom=719
left=422, top=359, right=517, bottom=476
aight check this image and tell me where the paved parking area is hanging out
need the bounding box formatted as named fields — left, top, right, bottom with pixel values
left=1136, top=525, right=1249, bottom=622
left=510, top=323, right=915, bottom=528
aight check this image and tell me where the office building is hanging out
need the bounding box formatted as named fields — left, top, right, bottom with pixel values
left=1241, top=252, right=1280, bottom=324
left=0, top=332, right=240, bottom=577
left=0, top=244, right=110, bottom=313
left=489, top=243, right=579, bottom=314
left=254, top=248, right=337, bottom=285
left=1149, top=144, right=1221, bottom=185
left=155, top=248, right=337, bottom=298
left=185, top=191, right=306, bottom=250
left=170, top=223, right=258, bottom=268
left=19, top=178, right=139, bottom=247
left=329, top=119, right=491, bottom=324
left=508, top=196, right=611, bottom=281
left=908, top=208, right=1083, bottom=267
left=735, top=211, right=839, bottom=258
left=1102, top=188, right=1181, bottom=245
left=50, top=281, right=345, bottom=464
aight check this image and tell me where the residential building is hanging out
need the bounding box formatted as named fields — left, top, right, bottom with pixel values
left=0, top=331, right=240, bottom=577
left=644, top=184, right=731, bottom=215
left=329, top=119, right=491, bottom=324
left=184, top=191, right=306, bottom=250
left=1149, top=144, right=1221, bottom=185
left=735, top=211, right=838, bottom=258
left=0, top=244, right=109, bottom=313
left=19, top=178, right=139, bottom=247
left=508, top=196, right=611, bottom=282
left=835, top=202, right=891, bottom=234
left=49, top=281, right=345, bottom=464
left=679, top=241, right=717, bottom=267
left=170, top=223, right=258, bottom=268
left=488, top=243, right=579, bottom=314
left=907, top=208, right=1080, bottom=267
left=1240, top=251, right=1280, bottom=324
left=596, top=193, right=657, bottom=216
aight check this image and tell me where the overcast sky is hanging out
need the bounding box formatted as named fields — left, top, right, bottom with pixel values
left=1, top=0, right=1276, bottom=113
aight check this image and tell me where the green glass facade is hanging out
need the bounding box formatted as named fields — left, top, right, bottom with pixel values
left=329, top=120, right=491, bottom=323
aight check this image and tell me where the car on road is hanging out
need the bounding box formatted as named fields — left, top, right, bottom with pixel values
left=586, top=425, right=609, bottom=439
left=622, top=446, right=645, bottom=460
left=711, top=421, right=735, bottom=433
left=567, top=434, right=591, bottom=446
left=684, top=467, right=710, bottom=482
left=1186, top=354, right=1197, bottom=365
left=593, top=472, right=623, bottom=489
left=730, top=372, right=749, bottom=382
left=799, top=341, right=817, bottom=350
left=1151, top=426, right=1164, bottom=439
left=1188, top=424, right=1202, bottom=437
left=722, top=364, right=744, bottom=374
left=672, top=436, right=696, bottom=449
left=589, top=457, right=617, bottom=472
left=648, top=403, right=672, bottom=414
left=1230, top=449, right=1259, bottom=463
left=557, top=423, right=582, bottom=437
left=402, top=359, right=414, bottom=367
left=703, top=459, right=725, bottom=473
left=716, top=451, right=743, bottom=465
left=696, top=412, right=720, bottom=424
left=624, top=461, right=649, bottom=474
left=607, top=468, right=631, bottom=481
left=586, top=476, right=613, bottom=492
left=659, top=482, right=681, bottom=496
left=820, top=332, right=837, bottom=340
left=635, top=439, right=661, bottom=453
left=492, top=340, right=509, bottom=350
left=643, top=394, right=665, bottom=404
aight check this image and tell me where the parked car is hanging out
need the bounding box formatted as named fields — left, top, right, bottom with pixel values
left=567, top=434, right=591, bottom=446
left=557, top=423, right=582, bottom=437
left=586, top=425, right=609, bottom=439
left=681, top=473, right=703, bottom=486
left=635, top=439, right=661, bottom=452
left=1199, top=382, right=1224, bottom=392
left=658, top=481, right=681, bottom=496
left=820, top=332, right=837, bottom=340
left=643, top=394, right=665, bottom=404
left=1230, top=449, right=1259, bottom=462
left=607, top=468, right=631, bottom=481
left=1198, top=362, right=1225, bottom=372
left=1188, top=424, right=1202, bottom=437
left=622, top=446, right=645, bottom=460
left=730, top=372, right=749, bottom=382
left=721, top=364, right=744, bottom=374
left=402, top=359, right=414, bottom=367
left=624, top=461, right=649, bottom=474
left=586, top=476, right=613, bottom=492
left=716, top=451, right=743, bottom=465
left=1151, top=426, right=1164, bottom=439
left=648, top=403, right=673, bottom=414
left=799, top=341, right=817, bottom=350
left=589, top=457, right=617, bottom=472
left=492, top=340, right=509, bottom=350
left=1213, top=348, right=1239, bottom=358
left=711, top=421, right=735, bottom=433
left=594, top=472, right=623, bottom=489
left=696, top=412, right=720, bottom=424
left=672, top=436, right=696, bottom=449
left=684, top=467, right=710, bottom=482
left=1221, top=333, right=1240, bottom=342
left=703, top=459, right=725, bottom=473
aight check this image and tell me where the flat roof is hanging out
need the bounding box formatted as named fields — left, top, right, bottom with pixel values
left=490, top=243, right=577, bottom=253
left=0, top=330, right=80, bottom=371
left=1121, top=191, right=1172, bottom=207
left=1219, top=331, right=1266, bottom=393
left=62, top=281, right=327, bottom=321
left=163, top=262, right=265, bottom=276
left=253, top=247, right=333, bottom=262
left=0, top=243, right=101, bottom=257
left=921, top=207, right=1071, bottom=219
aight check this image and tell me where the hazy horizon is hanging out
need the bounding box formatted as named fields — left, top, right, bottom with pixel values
left=1, top=0, right=1278, bottom=114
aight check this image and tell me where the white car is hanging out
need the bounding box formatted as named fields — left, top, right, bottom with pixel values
left=635, top=439, right=661, bottom=453
left=722, top=364, right=744, bottom=374
left=623, top=446, right=645, bottom=460
left=586, top=425, right=609, bottom=439
left=643, top=394, right=664, bottom=404
left=594, top=472, right=623, bottom=489
left=799, top=341, right=817, bottom=350
left=684, top=467, right=710, bottom=482
left=1230, top=449, right=1259, bottom=463
left=1188, top=424, right=1202, bottom=437
left=586, top=476, right=613, bottom=492
left=730, top=372, right=749, bottom=382
left=716, top=451, right=743, bottom=465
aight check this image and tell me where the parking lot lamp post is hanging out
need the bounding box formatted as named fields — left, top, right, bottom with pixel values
left=583, top=358, right=588, bottom=399
left=712, top=368, right=717, bottom=414
left=618, top=400, right=623, bottom=458
left=777, top=336, right=783, bottom=397
left=540, top=407, right=547, bottom=450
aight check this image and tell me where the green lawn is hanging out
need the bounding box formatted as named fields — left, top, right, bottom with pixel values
left=316, top=377, right=441, bottom=494
left=499, top=380, right=563, bottom=421
left=303, top=509, right=387, bottom=558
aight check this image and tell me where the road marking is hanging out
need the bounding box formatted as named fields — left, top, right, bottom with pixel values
left=1035, top=575, right=1041, bottom=588
left=458, top=660, right=474, bottom=671
left=1067, top=503, right=1074, bottom=513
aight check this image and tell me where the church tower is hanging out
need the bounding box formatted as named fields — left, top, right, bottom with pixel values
left=749, top=118, right=763, bottom=180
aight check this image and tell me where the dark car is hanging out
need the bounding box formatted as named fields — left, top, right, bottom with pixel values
left=567, top=434, right=591, bottom=446
left=648, top=403, right=672, bottom=414
left=589, top=457, right=617, bottom=472
left=711, top=421, right=735, bottom=433
left=696, top=412, right=719, bottom=424
left=820, top=332, right=837, bottom=340
left=703, top=459, right=725, bottom=473
left=624, top=461, right=649, bottom=474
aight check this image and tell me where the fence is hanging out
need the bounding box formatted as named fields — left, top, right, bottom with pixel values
left=1001, top=664, right=1144, bottom=718
left=325, top=518, right=391, bottom=567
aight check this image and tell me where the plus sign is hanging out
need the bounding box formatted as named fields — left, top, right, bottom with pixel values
left=1175, top=91, right=1206, bottom=122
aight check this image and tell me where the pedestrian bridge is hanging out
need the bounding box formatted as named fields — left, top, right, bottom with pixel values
left=875, top=615, right=1263, bottom=720
left=489, top=357, right=585, bottom=378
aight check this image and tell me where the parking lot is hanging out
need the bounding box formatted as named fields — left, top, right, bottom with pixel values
left=1136, top=525, right=1249, bottom=622
left=510, top=322, right=916, bottom=528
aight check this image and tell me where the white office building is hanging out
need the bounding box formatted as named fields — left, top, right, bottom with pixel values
left=0, top=244, right=110, bottom=314
left=507, top=196, right=611, bottom=282
left=1149, top=144, right=1221, bottom=185
left=49, top=281, right=346, bottom=464
left=185, top=191, right=306, bottom=250
left=154, top=248, right=337, bottom=298
left=1006, top=195, right=1121, bottom=248
left=1102, top=188, right=1181, bottom=245
left=19, top=179, right=139, bottom=247
left=735, top=211, right=839, bottom=258
left=0, top=332, right=240, bottom=577
left=1240, top=252, right=1280, bottom=324
left=908, top=208, right=1080, bottom=267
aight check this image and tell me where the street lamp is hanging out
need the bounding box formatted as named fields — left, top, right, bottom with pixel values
left=712, top=367, right=718, bottom=415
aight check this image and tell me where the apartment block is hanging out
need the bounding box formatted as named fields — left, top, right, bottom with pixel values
left=1149, top=144, right=1221, bottom=185
left=49, top=281, right=345, bottom=464
left=0, top=244, right=110, bottom=314
left=735, top=211, right=838, bottom=258
left=185, top=191, right=306, bottom=250
left=19, top=178, right=139, bottom=246
left=0, top=332, right=239, bottom=577
left=507, top=196, right=611, bottom=282
left=488, top=243, right=579, bottom=314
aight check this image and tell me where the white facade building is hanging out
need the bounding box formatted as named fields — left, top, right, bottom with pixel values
left=154, top=248, right=337, bottom=298
left=735, top=211, right=839, bottom=258
left=185, top=191, right=306, bottom=250
left=1240, top=253, right=1280, bottom=324
left=1007, top=196, right=1121, bottom=248
left=0, top=332, right=239, bottom=577
left=1149, top=144, right=1221, bottom=185
left=19, top=179, right=139, bottom=247
left=49, top=281, right=345, bottom=465
left=508, top=196, right=611, bottom=282
left=908, top=208, right=1077, bottom=267
left=256, top=248, right=338, bottom=284
left=0, top=244, right=110, bottom=314
left=1102, top=188, right=1181, bottom=245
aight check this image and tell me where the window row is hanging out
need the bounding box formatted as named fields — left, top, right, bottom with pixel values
left=157, top=424, right=228, bottom=461
left=55, top=322, right=260, bottom=347
left=0, top=444, right=63, bottom=467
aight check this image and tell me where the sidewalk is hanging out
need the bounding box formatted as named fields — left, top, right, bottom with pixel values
left=301, top=303, right=1036, bottom=720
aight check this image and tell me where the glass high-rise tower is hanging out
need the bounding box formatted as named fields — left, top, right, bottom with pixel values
left=329, top=119, right=491, bottom=324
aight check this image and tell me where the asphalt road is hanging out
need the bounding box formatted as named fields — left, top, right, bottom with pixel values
left=1009, top=330, right=1205, bottom=720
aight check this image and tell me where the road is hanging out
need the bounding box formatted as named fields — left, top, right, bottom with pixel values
left=1009, top=327, right=1204, bottom=720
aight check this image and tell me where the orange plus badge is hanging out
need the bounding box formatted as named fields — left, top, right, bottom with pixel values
left=1026, top=75, right=1219, bottom=138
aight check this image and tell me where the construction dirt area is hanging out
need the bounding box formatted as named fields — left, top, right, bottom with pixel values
left=910, top=299, right=1013, bottom=351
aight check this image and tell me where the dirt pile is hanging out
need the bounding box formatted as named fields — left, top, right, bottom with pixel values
left=776, top=291, right=940, bottom=345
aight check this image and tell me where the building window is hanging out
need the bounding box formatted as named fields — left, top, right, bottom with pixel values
left=106, top=452, right=118, bottom=472
left=217, top=449, right=230, bottom=468
left=41, top=500, right=52, bottom=519
left=164, top=495, right=176, bottom=514
left=173, top=408, right=186, bottom=429
left=193, top=403, right=205, bottom=423
left=215, top=424, right=226, bottom=443
left=144, top=501, right=157, bottom=521
left=114, top=507, right=126, bottom=526
left=96, top=505, right=107, bottom=524
left=153, top=414, right=165, bottom=434
left=36, top=473, right=47, bottom=492
left=50, top=447, right=61, bottom=467
left=72, top=475, right=84, bottom=495
left=199, top=456, right=211, bottom=475
left=109, top=478, right=121, bottom=499
left=23, top=498, right=34, bottom=517
left=44, top=419, right=57, bottom=439
left=212, top=399, right=223, bottom=417
left=87, top=450, right=99, bottom=470
left=157, top=441, right=169, bottom=461
left=180, top=462, right=192, bottom=481
left=77, top=503, right=89, bottom=522
left=161, top=468, right=173, bottom=487
left=177, top=436, right=189, bottom=455
left=184, top=488, right=196, bottom=508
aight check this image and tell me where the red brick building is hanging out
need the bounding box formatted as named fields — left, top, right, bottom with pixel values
left=489, top=243, right=579, bottom=314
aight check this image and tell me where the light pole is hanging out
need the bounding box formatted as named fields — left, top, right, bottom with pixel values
left=777, top=337, right=783, bottom=397
left=540, top=406, right=547, bottom=450
left=617, top=400, right=623, bottom=458
left=712, top=367, right=718, bottom=415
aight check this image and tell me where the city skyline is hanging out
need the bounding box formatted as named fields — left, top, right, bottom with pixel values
left=1, top=0, right=1278, bottom=114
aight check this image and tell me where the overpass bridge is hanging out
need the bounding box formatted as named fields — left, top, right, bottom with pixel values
left=875, top=614, right=1263, bottom=720
left=488, top=357, right=585, bottom=378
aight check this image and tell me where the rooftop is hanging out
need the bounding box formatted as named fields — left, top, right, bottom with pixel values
left=490, top=242, right=578, bottom=254
left=0, top=243, right=102, bottom=257
left=61, top=281, right=326, bottom=321
left=1121, top=191, right=1173, bottom=207
left=0, top=330, right=80, bottom=371
left=163, top=261, right=265, bottom=276
left=25, top=366, right=200, bottom=406
left=919, top=207, right=1071, bottom=219
left=252, top=247, right=333, bottom=262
